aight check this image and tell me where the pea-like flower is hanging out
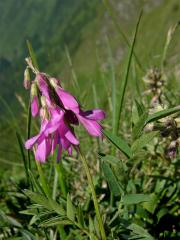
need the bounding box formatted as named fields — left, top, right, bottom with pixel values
left=24, top=61, right=105, bottom=162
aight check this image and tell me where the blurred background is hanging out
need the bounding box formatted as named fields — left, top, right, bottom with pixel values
left=0, top=0, right=180, bottom=170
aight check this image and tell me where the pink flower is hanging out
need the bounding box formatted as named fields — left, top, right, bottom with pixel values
left=24, top=71, right=105, bottom=162
left=53, top=81, right=105, bottom=136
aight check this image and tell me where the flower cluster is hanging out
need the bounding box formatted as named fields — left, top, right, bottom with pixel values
left=143, top=68, right=165, bottom=106
left=24, top=58, right=105, bottom=162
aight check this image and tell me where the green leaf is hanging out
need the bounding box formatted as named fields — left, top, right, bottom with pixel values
left=114, top=10, right=143, bottom=134
left=40, top=217, right=72, bottom=227
left=157, top=208, right=169, bottom=223
left=101, top=155, right=121, bottom=166
left=20, top=208, right=38, bottom=216
left=102, top=162, right=124, bottom=196
left=16, top=132, right=29, bottom=183
left=20, top=229, right=36, bottom=240
left=135, top=99, right=146, bottom=117
left=145, top=105, right=180, bottom=125
left=28, top=170, right=44, bottom=194
left=101, top=155, right=128, bottom=172
left=128, top=223, right=154, bottom=239
left=106, top=37, right=116, bottom=135
left=132, top=112, right=148, bottom=139
left=131, top=131, right=159, bottom=153
left=143, top=193, right=158, bottom=214
left=89, top=216, right=95, bottom=234
left=26, top=40, right=39, bottom=70
left=77, top=205, right=85, bottom=228
left=103, top=130, right=132, bottom=158
left=67, top=194, right=75, bottom=221
left=0, top=210, right=22, bottom=228
left=29, top=210, right=54, bottom=226
left=24, top=190, right=66, bottom=216
left=122, top=194, right=151, bottom=205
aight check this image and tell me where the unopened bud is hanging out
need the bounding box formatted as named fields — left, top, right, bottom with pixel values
left=30, top=82, right=38, bottom=99
left=49, top=77, right=58, bottom=88
left=24, top=68, right=31, bottom=89
left=40, top=96, right=46, bottom=108
left=40, top=107, right=49, bottom=119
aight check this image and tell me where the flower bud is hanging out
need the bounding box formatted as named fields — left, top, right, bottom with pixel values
left=24, top=68, right=31, bottom=89
left=40, top=96, right=46, bottom=108
left=30, top=83, right=39, bottom=117
left=40, top=107, right=49, bottom=119
left=30, top=82, right=38, bottom=99
left=49, top=77, right=58, bottom=88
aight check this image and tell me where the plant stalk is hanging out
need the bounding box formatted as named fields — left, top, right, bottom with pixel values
left=36, top=160, right=51, bottom=198
left=79, top=147, right=106, bottom=240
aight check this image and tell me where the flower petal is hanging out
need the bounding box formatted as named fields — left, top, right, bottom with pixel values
left=25, top=135, right=40, bottom=149
left=35, top=139, right=47, bottom=163
left=77, top=115, right=102, bottom=137
left=65, top=130, right=79, bottom=145
left=56, top=87, right=79, bottom=112
left=82, top=109, right=106, bottom=121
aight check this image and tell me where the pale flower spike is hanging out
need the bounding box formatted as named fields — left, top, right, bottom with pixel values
left=24, top=58, right=106, bottom=162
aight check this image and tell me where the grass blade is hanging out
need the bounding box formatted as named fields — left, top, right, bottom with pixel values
left=26, top=40, right=39, bottom=70
left=106, top=37, right=116, bottom=135
left=145, top=105, right=180, bottom=125
left=115, top=11, right=143, bottom=135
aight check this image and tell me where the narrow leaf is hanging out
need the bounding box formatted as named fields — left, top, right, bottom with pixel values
left=115, top=10, right=143, bottom=134
left=67, top=194, right=75, bottom=221
left=122, top=194, right=151, bottom=205
left=16, top=132, right=29, bottom=183
left=102, top=162, right=124, bottom=196
left=24, top=190, right=66, bottom=216
left=103, top=130, right=132, bottom=158
left=132, top=111, right=148, bottom=139
left=128, top=223, right=154, bottom=239
left=131, top=131, right=159, bottom=153
left=145, top=105, right=180, bottom=124
left=40, top=217, right=72, bottom=227
left=26, top=40, right=39, bottom=70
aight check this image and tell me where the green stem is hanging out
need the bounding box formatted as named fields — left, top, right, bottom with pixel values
left=36, top=161, right=51, bottom=198
left=52, top=167, right=58, bottom=200
left=55, top=162, right=67, bottom=198
left=79, top=148, right=106, bottom=240
left=27, top=102, right=32, bottom=170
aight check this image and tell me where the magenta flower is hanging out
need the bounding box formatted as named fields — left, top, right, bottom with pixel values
left=24, top=69, right=105, bottom=162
